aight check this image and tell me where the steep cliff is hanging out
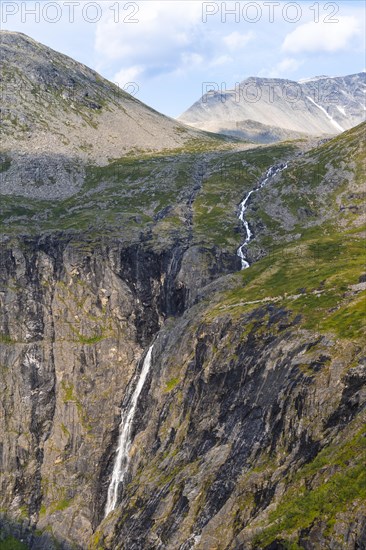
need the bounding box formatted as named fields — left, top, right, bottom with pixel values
left=0, top=33, right=365, bottom=550
left=96, top=124, right=366, bottom=550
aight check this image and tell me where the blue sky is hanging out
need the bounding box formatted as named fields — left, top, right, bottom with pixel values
left=1, top=1, right=365, bottom=117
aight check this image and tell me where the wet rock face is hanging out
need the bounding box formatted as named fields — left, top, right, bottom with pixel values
left=0, top=234, right=364, bottom=549
left=97, top=304, right=365, bottom=550
left=117, top=243, right=187, bottom=345
left=1, top=232, right=365, bottom=549
left=0, top=234, right=237, bottom=548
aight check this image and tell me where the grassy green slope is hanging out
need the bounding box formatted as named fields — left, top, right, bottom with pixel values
left=0, top=139, right=297, bottom=249
left=210, top=123, right=365, bottom=336
left=89, top=125, right=365, bottom=550
left=200, top=123, right=366, bottom=546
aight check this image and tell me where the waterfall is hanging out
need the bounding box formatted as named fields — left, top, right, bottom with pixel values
left=237, top=163, right=287, bottom=269
left=105, top=345, right=154, bottom=516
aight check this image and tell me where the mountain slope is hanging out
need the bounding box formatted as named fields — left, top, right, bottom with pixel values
left=0, top=31, right=231, bottom=200
left=100, top=123, right=366, bottom=549
left=1, top=122, right=364, bottom=549
left=0, top=32, right=365, bottom=550
left=0, top=30, right=214, bottom=160
left=178, top=74, right=366, bottom=143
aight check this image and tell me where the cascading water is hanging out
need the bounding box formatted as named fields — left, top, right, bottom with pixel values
left=104, top=163, right=287, bottom=515
left=105, top=345, right=154, bottom=516
left=237, top=163, right=287, bottom=269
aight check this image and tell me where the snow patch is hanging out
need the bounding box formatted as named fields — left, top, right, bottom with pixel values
left=307, top=96, right=344, bottom=132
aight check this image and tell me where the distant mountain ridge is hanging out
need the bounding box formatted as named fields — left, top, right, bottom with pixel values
left=178, top=73, right=366, bottom=143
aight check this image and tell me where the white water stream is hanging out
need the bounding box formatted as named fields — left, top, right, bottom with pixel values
left=105, top=345, right=154, bottom=516
left=104, top=162, right=288, bottom=515
left=237, top=163, right=287, bottom=269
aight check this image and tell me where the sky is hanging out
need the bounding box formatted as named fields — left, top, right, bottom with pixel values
left=1, top=1, right=365, bottom=117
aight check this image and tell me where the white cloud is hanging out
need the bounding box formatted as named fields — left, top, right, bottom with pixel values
left=181, top=53, right=204, bottom=67
left=113, top=66, right=144, bottom=87
left=209, top=55, right=233, bottom=67
left=282, top=16, right=360, bottom=54
left=259, top=57, right=303, bottom=79
left=95, top=1, right=203, bottom=74
left=223, top=31, right=255, bottom=51
left=272, top=58, right=303, bottom=77
left=171, top=52, right=205, bottom=77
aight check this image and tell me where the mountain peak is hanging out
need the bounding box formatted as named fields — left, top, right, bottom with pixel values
left=0, top=31, right=218, bottom=199
left=0, top=33, right=208, bottom=160
left=178, top=73, right=366, bottom=143
left=298, top=75, right=333, bottom=83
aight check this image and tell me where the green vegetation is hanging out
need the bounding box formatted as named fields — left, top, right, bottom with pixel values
left=0, top=536, right=28, bottom=550
left=164, top=377, right=180, bottom=393
left=193, top=144, right=296, bottom=250
left=0, top=140, right=296, bottom=250
left=0, top=157, right=11, bottom=173
left=0, top=153, right=191, bottom=240
left=209, top=228, right=365, bottom=341
left=0, top=335, right=16, bottom=345
left=206, top=124, right=366, bottom=344
left=39, top=504, right=47, bottom=517
left=90, top=530, right=105, bottom=550
left=51, top=498, right=72, bottom=512
left=75, top=333, right=105, bottom=345
left=253, top=429, right=366, bottom=546
left=60, top=381, right=92, bottom=433
left=61, top=381, right=75, bottom=402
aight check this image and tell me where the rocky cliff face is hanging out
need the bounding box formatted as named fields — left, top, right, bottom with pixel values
left=103, top=305, right=366, bottom=550
left=0, top=33, right=365, bottom=550
left=0, top=233, right=239, bottom=548
left=1, top=123, right=365, bottom=549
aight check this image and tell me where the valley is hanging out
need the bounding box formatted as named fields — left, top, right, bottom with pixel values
left=0, top=31, right=365, bottom=550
